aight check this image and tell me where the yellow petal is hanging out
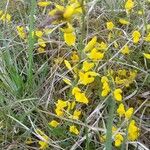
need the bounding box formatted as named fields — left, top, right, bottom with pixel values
left=64, top=60, right=72, bottom=70
left=84, top=36, right=97, bottom=52
left=143, top=53, right=150, bottom=59
left=64, top=32, right=76, bottom=46
left=38, top=1, right=51, bottom=7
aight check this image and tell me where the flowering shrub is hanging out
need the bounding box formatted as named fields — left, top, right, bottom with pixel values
left=0, top=0, right=149, bottom=149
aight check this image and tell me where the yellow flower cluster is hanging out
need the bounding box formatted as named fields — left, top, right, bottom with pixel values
left=16, top=26, right=26, bottom=40
left=128, top=120, right=140, bottom=141
left=132, top=30, right=141, bottom=44
left=101, top=76, right=110, bottom=97
left=72, top=87, right=89, bottom=104
left=0, top=10, right=11, bottom=23
left=114, top=133, right=124, bottom=147
left=115, top=69, right=137, bottom=87
left=84, top=36, right=107, bottom=61
left=117, top=103, right=134, bottom=119
left=125, top=0, right=134, bottom=12
left=113, top=88, right=123, bottom=102
left=61, top=23, right=76, bottom=46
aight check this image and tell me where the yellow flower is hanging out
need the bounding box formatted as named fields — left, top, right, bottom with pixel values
left=84, top=36, right=97, bottom=52
left=79, top=71, right=99, bottom=85
left=114, top=133, right=123, bottom=147
left=128, top=120, right=139, bottom=141
left=132, top=30, right=141, bottom=44
left=113, top=88, right=123, bottom=102
left=63, top=5, right=75, bottom=19
left=88, top=48, right=104, bottom=61
left=37, top=47, right=45, bottom=53
left=96, top=42, right=108, bottom=51
left=38, top=1, right=51, bottom=7
left=117, top=103, right=125, bottom=117
left=72, top=87, right=81, bottom=95
left=143, top=53, right=150, bottom=59
left=16, top=26, right=26, bottom=39
left=82, top=61, right=95, bottom=72
left=35, top=30, right=43, bottom=38
left=125, top=107, right=134, bottom=119
left=75, top=92, right=89, bottom=104
left=61, top=23, right=76, bottom=46
left=38, top=38, right=46, bottom=47
left=61, top=23, right=74, bottom=33
left=39, top=141, right=49, bottom=149
left=101, top=76, right=110, bottom=97
left=101, top=82, right=110, bottom=97
left=72, top=110, right=81, bottom=120
left=101, top=76, right=109, bottom=83
left=56, top=99, right=68, bottom=109
left=119, top=18, right=130, bottom=25
left=69, top=125, right=79, bottom=135
left=64, top=60, right=72, bottom=70
left=125, top=0, right=134, bottom=12
left=71, top=51, right=80, bottom=63
left=64, top=32, right=76, bottom=46
left=49, top=120, right=59, bottom=128
left=106, top=21, right=114, bottom=30
left=144, top=33, right=150, bottom=42
left=121, top=45, right=130, bottom=55
left=0, top=13, right=11, bottom=22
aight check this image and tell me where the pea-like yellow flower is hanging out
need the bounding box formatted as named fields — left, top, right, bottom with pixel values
left=55, top=99, right=68, bottom=116
left=0, top=13, right=11, bottom=22
left=125, top=0, right=134, bottom=12
left=125, top=107, right=134, bottom=119
left=96, top=42, right=108, bottom=51
left=82, top=61, right=95, bottom=72
left=72, top=87, right=81, bottom=95
left=113, top=88, right=123, bottom=102
left=114, top=133, right=124, bottom=147
left=63, top=5, right=75, bottom=19
left=72, top=110, right=81, bottom=120
left=38, top=1, right=51, bottom=7
left=79, top=71, right=99, bottom=85
left=75, top=92, right=89, bottom=104
left=16, top=26, right=26, bottom=39
left=101, top=76, right=110, bottom=97
left=35, top=30, right=43, bottom=38
left=69, top=125, right=79, bottom=135
left=117, top=103, right=125, bottom=117
left=71, top=51, right=80, bottom=63
left=143, top=53, right=150, bottom=59
left=61, top=23, right=76, bottom=46
left=121, top=45, right=130, bottom=55
left=49, top=120, right=59, bottom=128
left=38, top=38, right=46, bottom=47
left=88, top=48, right=104, bottom=61
left=128, top=120, right=140, bottom=141
left=132, top=30, right=141, bottom=44
left=84, top=36, right=97, bottom=52
left=106, top=21, right=114, bottom=30
left=64, top=60, right=72, bottom=70
left=119, top=18, right=130, bottom=25
left=72, top=87, right=89, bottom=104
